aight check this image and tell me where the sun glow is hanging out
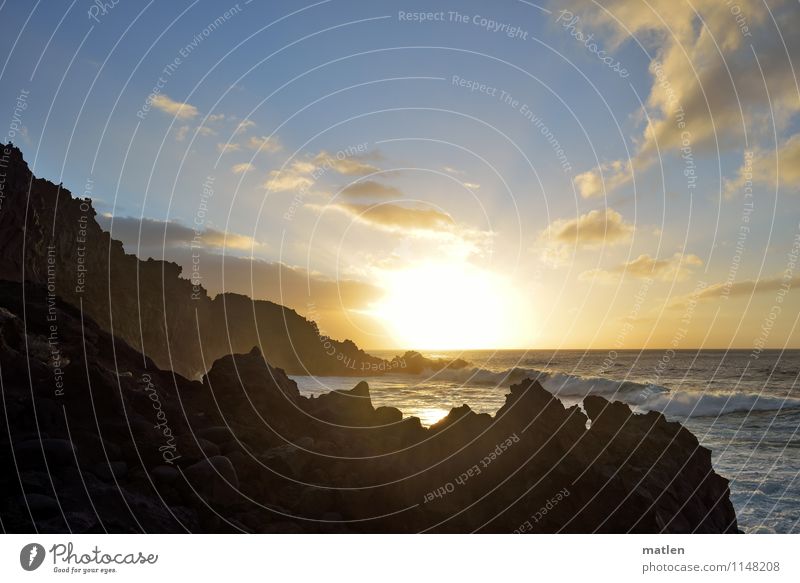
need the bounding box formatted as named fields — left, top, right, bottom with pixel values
left=370, top=261, right=537, bottom=350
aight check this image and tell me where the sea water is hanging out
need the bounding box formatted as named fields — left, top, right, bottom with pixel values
left=291, top=349, right=800, bottom=533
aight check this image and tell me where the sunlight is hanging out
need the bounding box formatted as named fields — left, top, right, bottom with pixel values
left=369, top=261, right=537, bottom=350
left=415, top=407, right=451, bottom=426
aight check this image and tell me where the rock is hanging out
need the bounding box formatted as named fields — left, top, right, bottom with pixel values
left=374, top=406, right=403, bottom=424
left=199, top=426, right=235, bottom=445
left=14, top=438, right=76, bottom=469
left=184, top=456, right=240, bottom=507
left=91, top=461, right=127, bottom=481
left=26, top=493, right=60, bottom=517
left=150, top=465, right=179, bottom=485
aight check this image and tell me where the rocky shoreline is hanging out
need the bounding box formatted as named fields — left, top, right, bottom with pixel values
left=0, top=280, right=738, bottom=533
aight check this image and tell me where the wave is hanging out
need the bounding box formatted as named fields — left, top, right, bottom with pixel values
left=421, top=365, right=666, bottom=397
left=638, top=391, right=800, bottom=418
left=418, top=365, right=800, bottom=419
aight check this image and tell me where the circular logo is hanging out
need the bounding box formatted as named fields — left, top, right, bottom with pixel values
left=20, top=543, right=46, bottom=571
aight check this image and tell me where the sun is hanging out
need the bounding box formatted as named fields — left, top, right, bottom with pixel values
left=369, top=261, right=537, bottom=350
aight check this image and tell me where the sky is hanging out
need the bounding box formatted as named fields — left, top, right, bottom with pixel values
left=2, top=0, right=799, bottom=351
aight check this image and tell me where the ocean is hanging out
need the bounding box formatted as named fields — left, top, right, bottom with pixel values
left=291, top=349, right=800, bottom=533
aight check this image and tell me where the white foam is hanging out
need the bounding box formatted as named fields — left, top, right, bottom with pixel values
left=419, top=366, right=800, bottom=419
left=638, top=391, right=800, bottom=418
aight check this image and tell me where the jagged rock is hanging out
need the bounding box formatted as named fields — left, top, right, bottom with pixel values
left=0, top=144, right=390, bottom=379
left=0, top=278, right=738, bottom=533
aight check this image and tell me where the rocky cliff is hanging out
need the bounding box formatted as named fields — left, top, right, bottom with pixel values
left=0, top=280, right=738, bottom=533
left=0, top=143, right=384, bottom=378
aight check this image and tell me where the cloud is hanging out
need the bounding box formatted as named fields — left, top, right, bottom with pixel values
left=565, top=0, right=800, bottom=195
left=262, top=149, right=383, bottom=193
left=542, top=208, right=634, bottom=248
left=235, top=119, right=256, bottom=134
left=442, top=166, right=464, bottom=175
left=217, top=142, right=241, bottom=154
left=177, top=125, right=215, bottom=142
left=231, top=162, right=255, bottom=174
left=96, top=215, right=262, bottom=254
left=207, top=113, right=225, bottom=123
left=264, top=168, right=314, bottom=192
left=312, top=151, right=379, bottom=176
left=310, top=202, right=494, bottom=258
left=538, top=208, right=634, bottom=265
left=462, top=182, right=480, bottom=190
left=574, top=160, right=631, bottom=199
left=725, top=134, right=800, bottom=197
left=323, top=202, right=455, bottom=233
left=150, top=94, right=199, bottom=119
left=670, top=273, right=800, bottom=308
left=340, top=180, right=402, bottom=199
left=247, top=135, right=282, bottom=153
left=580, top=252, right=703, bottom=283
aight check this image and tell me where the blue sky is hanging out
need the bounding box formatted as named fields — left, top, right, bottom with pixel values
left=2, top=0, right=800, bottom=350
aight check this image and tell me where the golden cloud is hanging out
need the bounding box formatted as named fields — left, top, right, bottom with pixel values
left=341, top=180, right=402, bottom=199
left=567, top=0, right=799, bottom=196
left=580, top=252, right=703, bottom=283
left=669, top=272, right=800, bottom=309
left=312, top=151, right=379, bottom=176
left=726, top=134, right=800, bottom=197
left=217, top=142, right=241, bottom=154
left=247, top=135, right=282, bottom=153
left=231, top=162, right=255, bottom=174
left=544, top=208, right=634, bottom=247
left=323, top=202, right=455, bottom=233
left=150, top=94, right=199, bottom=119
